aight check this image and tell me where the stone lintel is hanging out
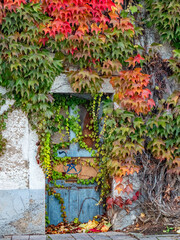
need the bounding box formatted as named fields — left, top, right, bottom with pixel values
left=50, top=73, right=115, bottom=94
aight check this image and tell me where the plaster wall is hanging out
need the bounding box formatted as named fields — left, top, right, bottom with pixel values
left=0, top=86, right=45, bottom=235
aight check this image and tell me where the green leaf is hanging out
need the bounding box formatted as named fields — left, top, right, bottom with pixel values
left=130, top=6, right=138, bottom=14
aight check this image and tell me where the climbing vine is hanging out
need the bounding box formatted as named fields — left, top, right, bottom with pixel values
left=41, top=94, right=104, bottom=179
left=145, top=0, right=180, bottom=49
left=0, top=3, right=62, bottom=117
left=104, top=91, right=180, bottom=210
left=168, top=49, right=180, bottom=83
left=0, top=94, right=8, bottom=156
left=0, top=0, right=179, bottom=229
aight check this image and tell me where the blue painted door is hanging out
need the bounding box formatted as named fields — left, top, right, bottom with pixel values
left=47, top=181, right=103, bottom=225
left=46, top=105, right=103, bottom=225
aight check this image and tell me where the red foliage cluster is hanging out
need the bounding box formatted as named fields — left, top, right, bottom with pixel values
left=106, top=191, right=140, bottom=209
left=0, top=0, right=26, bottom=23
left=110, top=54, right=155, bottom=114
left=30, top=0, right=115, bottom=38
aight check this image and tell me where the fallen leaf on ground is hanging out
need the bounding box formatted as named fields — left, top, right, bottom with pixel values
left=79, top=220, right=99, bottom=230
left=140, top=213, right=145, bottom=218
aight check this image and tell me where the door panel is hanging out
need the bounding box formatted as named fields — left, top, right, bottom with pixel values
left=47, top=180, right=103, bottom=225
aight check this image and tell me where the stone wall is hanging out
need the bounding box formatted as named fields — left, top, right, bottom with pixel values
left=108, top=174, right=141, bottom=230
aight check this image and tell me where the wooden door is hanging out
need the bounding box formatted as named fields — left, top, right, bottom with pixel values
left=47, top=181, right=102, bottom=225
left=46, top=104, right=103, bottom=225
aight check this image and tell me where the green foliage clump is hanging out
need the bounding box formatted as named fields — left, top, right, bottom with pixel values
left=168, top=49, right=180, bottom=82
left=102, top=92, right=180, bottom=178
left=145, top=0, right=180, bottom=48
left=0, top=94, right=8, bottom=156
left=0, top=3, right=62, bottom=118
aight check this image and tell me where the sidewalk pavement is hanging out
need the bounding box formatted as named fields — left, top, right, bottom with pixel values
left=1, top=232, right=180, bottom=240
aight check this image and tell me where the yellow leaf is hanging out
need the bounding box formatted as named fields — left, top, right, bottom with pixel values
left=115, top=183, right=124, bottom=194
left=79, top=220, right=98, bottom=230
left=140, top=213, right=145, bottom=218
left=101, top=225, right=110, bottom=232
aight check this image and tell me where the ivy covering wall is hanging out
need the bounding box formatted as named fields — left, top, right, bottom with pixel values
left=0, top=0, right=179, bottom=229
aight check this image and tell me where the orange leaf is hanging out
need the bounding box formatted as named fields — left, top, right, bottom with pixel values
left=115, top=183, right=124, bottom=194
left=114, top=176, right=123, bottom=183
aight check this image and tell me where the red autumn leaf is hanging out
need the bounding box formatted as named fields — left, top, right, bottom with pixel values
left=37, top=0, right=116, bottom=39
left=126, top=54, right=144, bottom=67
left=106, top=197, right=114, bottom=209
left=114, top=196, right=124, bottom=208
left=148, top=99, right=155, bottom=108
left=132, top=191, right=140, bottom=201
left=125, top=199, right=132, bottom=205
left=141, top=88, right=152, bottom=98
left=88, top=229, right=101, bottom=233
left=110, top=64, right=154, bottom=114
left=69, top=47, right=78, bottom=55
left=135, top=191, right=140, bottom=197
left=132, top=195, right=138, bottom=201
left=123, top=183, right=133, bottom=195
left=134, top=54, right=145, bottom=63
left=39, top=37, right=49, bottom=46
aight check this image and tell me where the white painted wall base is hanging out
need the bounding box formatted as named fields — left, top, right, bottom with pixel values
left=0, top=94, right=45, bottom=235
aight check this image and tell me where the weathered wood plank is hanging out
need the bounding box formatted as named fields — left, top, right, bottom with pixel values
left=48, top=188, right=69, bottom=225
left=69, top=187, right=79, bottom=221
left=78, top=187, right=102, bottom=223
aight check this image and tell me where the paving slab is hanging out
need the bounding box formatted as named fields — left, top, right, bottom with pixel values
left=103, top=232, right=135, bottom=240
left=8, top=232, right=180, bottom=240
left=47, top=234, right=75, bottom=240
left=0, top=239, right=11, bottom=240
left=138, top=238, right=158, bottom=240
left=88, top=233, right=112, bottom=240
left=71, top=233, right=94, bottom=240
left=108, top=236, right=135, bottom=240
left=46, top=233, right=135, bottom=240
left=30, top=236, right=46, bottom=240
left=12, top=236, right=29, bottom=240
left=139, top=238, right=179, bottom=240
left=136, top=235, right=180, bottom=240
left=0, top=237, right=11, bottom=240
left=154, top=236, right=180, bottom=240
